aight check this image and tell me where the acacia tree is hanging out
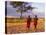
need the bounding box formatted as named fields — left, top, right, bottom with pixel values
left=10, top=1, right=35, bottom=18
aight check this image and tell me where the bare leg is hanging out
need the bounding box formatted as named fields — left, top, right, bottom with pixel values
left=26, top=26, right=30, bottom=32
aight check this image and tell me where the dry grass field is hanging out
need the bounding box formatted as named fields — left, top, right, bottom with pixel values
left=5, top=17, right=45, bottom=34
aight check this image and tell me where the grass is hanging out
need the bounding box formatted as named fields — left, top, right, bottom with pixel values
left=5, top=17, right=45, bottom=34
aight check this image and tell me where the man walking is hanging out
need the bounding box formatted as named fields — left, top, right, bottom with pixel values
left=27, top=15, right=32, bottom=30
left=34, top=15, right=38, bottom=31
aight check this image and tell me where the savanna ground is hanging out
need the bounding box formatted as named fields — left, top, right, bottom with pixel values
left=6, top=17, right=45, bottom=34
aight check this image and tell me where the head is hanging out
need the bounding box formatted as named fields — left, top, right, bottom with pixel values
left=35, top=15, right=37, bottom=17
left=28, top=15, right=30, bottom=18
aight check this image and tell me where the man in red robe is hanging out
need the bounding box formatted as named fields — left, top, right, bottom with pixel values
left=34, top=15, right=38, bottom=29
left=27, top=15, right=32, bottom=30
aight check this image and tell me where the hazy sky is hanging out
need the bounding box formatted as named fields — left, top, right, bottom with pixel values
left=7, top=1, right=45, bottom=18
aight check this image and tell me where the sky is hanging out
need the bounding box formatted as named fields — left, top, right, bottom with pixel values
left=7, top=1, right=45, bottom=18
